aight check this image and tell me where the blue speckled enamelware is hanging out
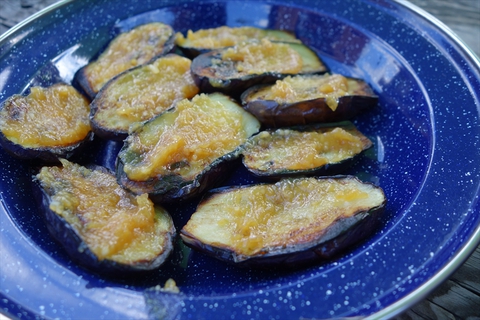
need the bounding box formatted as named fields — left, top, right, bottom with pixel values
left=1, top=0, right=479, bottom=319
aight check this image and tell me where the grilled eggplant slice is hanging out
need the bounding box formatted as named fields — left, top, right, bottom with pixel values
left=241, top=74, right=378, bottom=127
left=0, top=84, right=93, bottom=162
left=34, top=159, right=175, bottom=274
left=116, top=93, right=261, bottom=203
left=74, top=22, right=175, bottom=99
left=191, top=39, right=328, bottom=97
left=242, top=122, right=372, bottom=178
left=181, top=176, right=386, bottom=268
left=90, top=54, right=199, bottom=140
left=175, top=26, right=300, bottom=58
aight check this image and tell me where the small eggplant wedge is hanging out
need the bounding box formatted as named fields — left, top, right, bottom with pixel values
left=242, top=122, right=372, bottom=178
left=34, top=159, right=176, bottom=274
left=90, top=54, right=199, bottom=141
left=180, top=176, right=386, bottom=268
left=241, top=74, right=378, bottom=127
left=74, top=22, right=175, bottom=99
left=191, top=39, right=328, bottom=97
left=116, top=93, right=261, bottom=203
left=0, top=84, right=93, bottom=162
left=175, top=26, right=300, bottom=58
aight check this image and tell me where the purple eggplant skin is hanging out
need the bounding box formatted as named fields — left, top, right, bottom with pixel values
left=73, top=22, right=176, bottom=100
left=190, top=42, right=328, bottom=98
left=32, top=164, right=176, bottom=276
left=180, top=176, right=386, bottom=269
left=241, top=78, right=378, bottom=128
left=241, top=122, right=373, bottom=180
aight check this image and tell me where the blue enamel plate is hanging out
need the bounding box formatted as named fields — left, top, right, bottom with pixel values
left=1, top=0, right=479, bottom=319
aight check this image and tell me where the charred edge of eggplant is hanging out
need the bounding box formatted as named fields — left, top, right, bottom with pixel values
left=31, top=173, right=176, bottom=276
left=180, top=176, right=386, bottom=269
left=241, top=88, right=379, bottom=128
left=72, top=35, right=176, bottom=101
left=116, top=149, right=243, bottom=204
left=0, top=130, right=94, bottom=163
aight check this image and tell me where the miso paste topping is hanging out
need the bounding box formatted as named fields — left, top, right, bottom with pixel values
left=36, top=159, right=172, bottom=263
left=220, top=39, right=303, bottom=75
left=175, top=26, right=298, bottom=49
left=93, top=54, right=199, bottom=131
left=121, top=93, right=260, bottom=181
left=0, top=85, right=91, bottom=148
left=182, top=177, right=385, bottom=256
left=251, top=74, right=356, bottom=111
left=83, top=23, right=173, bottom=93
left=243, top=127, right=371, bottom=171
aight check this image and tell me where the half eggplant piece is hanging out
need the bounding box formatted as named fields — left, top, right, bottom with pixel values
left=175, top=26, right=300, bottom=58
left=90, top=54, right=199, bottom=141
left=191, top=39, right=328, bottom=97
left=242, top=122, right=372, bottom=179
left=0, top=84, right=93, bottom=162
left=34, top=159, right=176, bottom=275
left=180, top=176, right=386, bottom=268
left=116, top=93, right=261, bottom=203
left=241, top=73, right=378, bottom=127
left=74, top=22, right=175, bottom=99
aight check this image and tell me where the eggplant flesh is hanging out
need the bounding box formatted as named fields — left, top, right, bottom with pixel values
left=90, top=54, right=199, bottom=140
left=180, top=176, right=386, bottom=268
left=116, top=92, right=261, bottom=203
left=74, top=22, right=175, bottom=99
left=175, top=26, right=300, bottom=58
left=191, top=39, right=328, bottom=97
left=0, top=84, right=93, bottom=162
left=242, top=122, right=372, bottom=178
left=241, top=74, right=378, bottom=127
left=34, top=159, right=175, bottom=274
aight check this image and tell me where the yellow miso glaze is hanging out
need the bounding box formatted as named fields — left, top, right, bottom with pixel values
left=0, top=85, right=90, bottom=148
left=175, top=26, right=298, bottom=48
left=244, top=127, right=371, bottom=171
left=124, top=93, right=259, bottom=181
left=220, top=39, right=303, bottom=75
left=84, top=23, right=173, bottom=93
left=183, top=177, right=385, bottom=256
left=37, top=159, right=169, bottom=263
left=252, top=74, right=354, bottom=111
left=94, top=55, right=199, bottom=131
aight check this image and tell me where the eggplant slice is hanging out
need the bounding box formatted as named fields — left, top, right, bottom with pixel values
left=175, top=26, right=300, bottom=58
left=74, top=22, right=175, bottom=99
left=116, top=93, right=261, bottom=203
left=34, top=159, right=176, bottom=274
left=181, top=176, right=386, bottom=268
left=0, top=84, right=93, bottom=162
left=242, top=122, right=372, bottom=178
left=191, top=39, right=328, bottom=97
left=90, top=54, right=199, bottom=140
left=241, top=74, right=378, bottom=127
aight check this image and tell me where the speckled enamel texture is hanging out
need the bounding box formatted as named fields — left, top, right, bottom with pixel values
left=0, top=0, right=479, bottom=319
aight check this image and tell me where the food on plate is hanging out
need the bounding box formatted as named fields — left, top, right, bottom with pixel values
left=242, top=122, right=372, bottom=178
left=74, top=22, right=175, bottom=99
left=191, top=39, right=328, bottom=96
left=0, top=84, right=93, bottom=162
left=175, top=26, right=300, bottom=58
left=241, top=73, right=378, bottom=127
left=116, top=92, right=261, bottom=203
left=34, top=159, right=176, bottom=274
left=90, top=54, right=199, bottom=140
left=180, top=176, right=386, bottom=268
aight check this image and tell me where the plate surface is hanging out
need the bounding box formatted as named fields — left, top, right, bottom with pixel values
left=1, top=0, right=479, bottom=319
